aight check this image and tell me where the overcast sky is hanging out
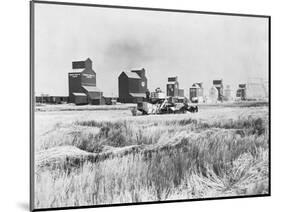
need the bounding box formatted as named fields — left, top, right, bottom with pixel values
left=34, top=3, right=269, bottom=96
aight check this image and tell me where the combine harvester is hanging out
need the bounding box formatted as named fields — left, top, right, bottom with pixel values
left=137, top=98, right=198, bottom=115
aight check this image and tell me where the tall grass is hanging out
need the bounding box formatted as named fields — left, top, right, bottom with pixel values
left=34, top=107, right=269, bottom=209
left=35, top=134, right=268, bottom=208
left=36, top=115, right=267, bottom=153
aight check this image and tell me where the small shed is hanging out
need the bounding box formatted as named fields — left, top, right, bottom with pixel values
left=73, top=93, right=87, bottom=105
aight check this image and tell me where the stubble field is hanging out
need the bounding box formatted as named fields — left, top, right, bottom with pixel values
left=34, top=104, right=269, bottom=209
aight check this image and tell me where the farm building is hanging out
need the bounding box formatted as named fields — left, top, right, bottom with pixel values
left=236, top=79, right=268, bottom=100
left=68, top=58, right=103, bottom=105
left=213, top=79, right=224, bottom=101
left=118, top=68, right=148, bottom=103
left=236, top=84, right=246, bottom=100
left=223, top=85, right=232, bottom=101
left=166, top=77, right=179, bottom=97
left=35, top=95, right=68, bottom=104
left=178, top=89, right=185, bottom=97
left=208, top=86, right=219, bottom=103
left=189, top=82, right=204, bottom=103
left=166, top=77, right=184, bottom=98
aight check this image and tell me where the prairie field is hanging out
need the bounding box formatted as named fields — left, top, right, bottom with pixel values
left=34, top=104, right=269, bottom=209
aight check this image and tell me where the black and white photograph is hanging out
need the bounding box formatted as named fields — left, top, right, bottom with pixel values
left=30, top=1, right=270, bottom=211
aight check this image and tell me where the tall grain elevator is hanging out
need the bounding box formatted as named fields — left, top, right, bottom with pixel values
left=166, top=77, right=179, bottom=97
left=118, top=68, right=148, bottom=103
left=189, top=82, right=204, bottom=103
left=166, top=76, right=184, bottom=98
left=68, top=58, right=103, bottom=105
left=213, top=79, right=224, bottom=101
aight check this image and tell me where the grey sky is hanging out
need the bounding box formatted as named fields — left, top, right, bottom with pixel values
left=34, top=3, right=269, bottom=97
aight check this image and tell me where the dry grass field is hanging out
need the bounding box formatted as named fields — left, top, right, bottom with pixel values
left=34, top=104, right=269, bottom=209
